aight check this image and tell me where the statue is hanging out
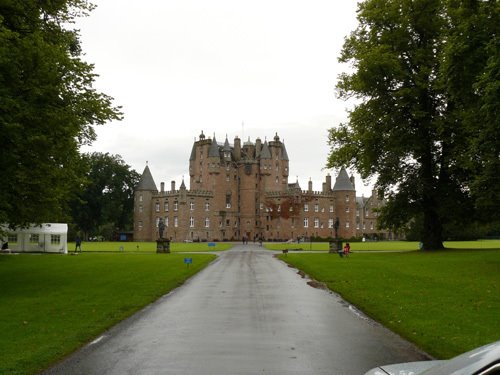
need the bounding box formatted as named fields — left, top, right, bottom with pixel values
left=158, top=218, right=166, bottom=239
left=334, top=217, right=340, bottom=239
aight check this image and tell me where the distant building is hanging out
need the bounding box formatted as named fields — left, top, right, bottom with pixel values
left=133, top=132, right=393, bottom=242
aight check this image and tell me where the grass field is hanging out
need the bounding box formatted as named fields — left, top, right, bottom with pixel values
left=69, top=241, right=233, bottom=253
left=278, top=249, right=500, bottom=359
left=0, top=252, right=216, bottom=374
left=265, top=239, right=500, bottom=252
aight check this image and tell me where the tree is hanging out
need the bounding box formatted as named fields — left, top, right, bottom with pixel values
left=441, top=0, right=500, bottom=225
left=327, top=0, right=498, bottom=249
left=70, top=153, right=140, bottom=239
left=0, top=1, right=122, bottom=229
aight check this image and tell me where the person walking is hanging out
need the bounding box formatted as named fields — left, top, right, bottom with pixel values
left=75, top=236, right=82, bottom=253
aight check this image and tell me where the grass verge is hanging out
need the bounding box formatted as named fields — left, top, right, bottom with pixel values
left=278, top=249, right=500, bottom=359
left=68, top=241, right=233, bottom=253
left=0, top=252, right=216, bottom=374
left=266, top=239, right=500, bottom=252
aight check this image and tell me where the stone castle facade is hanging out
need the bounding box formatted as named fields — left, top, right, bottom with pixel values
left=133, top=132, right=390, bottom=242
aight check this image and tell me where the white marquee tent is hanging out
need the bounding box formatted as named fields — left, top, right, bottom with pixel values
left=1, top=223, right=68, bottom=254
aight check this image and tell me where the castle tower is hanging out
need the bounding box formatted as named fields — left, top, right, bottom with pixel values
left=134, top=164, right=158, bottom=241
left=332, top=167, right=357, bottom=238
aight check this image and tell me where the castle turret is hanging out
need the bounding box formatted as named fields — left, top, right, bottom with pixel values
left=134, top=165, right=158, bottom=241
left=333, top=167, right=356, bottom=238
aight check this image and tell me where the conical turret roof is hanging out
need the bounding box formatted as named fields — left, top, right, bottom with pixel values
left=208, top=137, right=220, bottom=158
left=281, top=141, right=289, bottom=161
left=333, top=167, right=355, bottom=191
left=260, top=141, right=271, bottom=159
left=136, top=165, right=158, bottom=191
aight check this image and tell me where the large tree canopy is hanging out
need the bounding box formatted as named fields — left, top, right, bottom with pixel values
left=327, top=0, right=498, bottom=249
left=70, top=153, right=139, bottom=239
left=0, top=1, right=122, bottom=228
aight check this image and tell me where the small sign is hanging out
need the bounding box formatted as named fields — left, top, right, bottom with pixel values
left=208, top=242, right=216, bottom=247
left=184, top=257, right=193, bottom=267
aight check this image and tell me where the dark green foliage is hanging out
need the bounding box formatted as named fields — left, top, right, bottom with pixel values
left=70, top=153, right=140, bottom=239
left=328, top=0, right=499, bottom=249
left=0, top=1, right=122, bottom=229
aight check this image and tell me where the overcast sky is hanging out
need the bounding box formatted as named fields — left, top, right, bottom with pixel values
left=76, top=1, right=374, bottom=195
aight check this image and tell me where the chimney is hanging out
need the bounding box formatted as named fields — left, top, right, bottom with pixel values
left=308, top=178, right=312, bottom=192
left=171, top=180, right=176, bottom=192
left=234, top=136, right=241, bottom=161
left=326, top=174, right=332, bottom=192
left=160, top=182, right=165, bottom=193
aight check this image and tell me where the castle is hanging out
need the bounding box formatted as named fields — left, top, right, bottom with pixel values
left=133, top=131, right=389, bottom=242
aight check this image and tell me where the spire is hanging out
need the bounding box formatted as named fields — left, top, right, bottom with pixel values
left=208, top=136, right=220, bottom=158
left=180, top=177, right=186, bottom=190
left=136, top=165, right=158, bottom=191
left=260, top=141, right=271, bottom=159
left=333, top=167, right=355, bottom=191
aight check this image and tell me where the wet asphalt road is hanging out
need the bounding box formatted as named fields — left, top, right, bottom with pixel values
left=45, top=244, right=429, bottom=374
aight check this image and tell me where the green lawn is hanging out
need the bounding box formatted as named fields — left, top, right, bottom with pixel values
left=279, top=249, right=500, bottom=359
left=0, top=252, right=216, bottom=375
left=69, top=241, right=233, bottom=253
left=266, top=239, right=500, bottom=252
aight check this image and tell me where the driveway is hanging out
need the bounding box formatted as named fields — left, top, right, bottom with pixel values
left=45, top=244, right=429, bottom=374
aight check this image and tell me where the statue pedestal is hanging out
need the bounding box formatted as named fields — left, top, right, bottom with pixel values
left=156, top=239, right=171, bottom=253
left=329, top=240, right=343, bottom=256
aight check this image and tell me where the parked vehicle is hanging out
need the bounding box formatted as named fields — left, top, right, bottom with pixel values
left=364, top=340, right=500, bottom=375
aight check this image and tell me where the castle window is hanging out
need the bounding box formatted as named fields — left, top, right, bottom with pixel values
left=314, top=218, right=319, bottom=228
left=155, top=203, right=160, bottom=212
left=314, top=204, right=319, bottom=212
left=226, top=194, right=231, bottom=209
left=304, top=204, right=309, bottom=212
left=275, top=176, right=279, bottom=184
left=226, top=174, right=230, bottom=182
left=174, top=217, right=178, bottom=227
left=139, top=205, right=143, bottom=213
left=138, top=221, right=143, bottom=230
left=356, top=223, right=360, bottom=230
left=370, top=222, right=374, bottom=230
left=156, top=217, right=160, bottom=227
left=260, top=203, right=264, bottom=210
left=205, top=202, right=210, bottom=211
left=164, top=202, right=169, bottom=212
left=205, top=218, right=210, bottom=228
left=190, top=217, right=195, bottom=228
left=303, top=218, right=309, bottom=228
left=165, top=217, right=169, bottom=227
left=139, top=195, right=143, bottom=202
left=357, top=209, right=360, bottom=217
left=329, top=205, right=334, bottom=213
left=278, top=205, right=281, bottom=212
left=328, top=219, right=334, bottom=229
left=345, top=207, right=350, bottom=213
left=346, top=195, right=350, bottom=202
left=345, top=222, right=350, bottom=228
left=190, top=202, right=194, bottom=211
left=174, top=201, right=178, bottom=211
